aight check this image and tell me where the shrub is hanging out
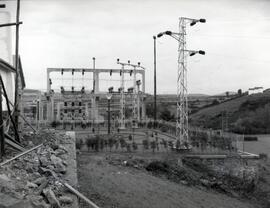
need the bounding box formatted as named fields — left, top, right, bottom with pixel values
left=132, top=142, right=138, bottom=151
left=142, top=139, right=149, bottom=151
left=150, top=140, right=157, bottom=153
left=76, top=139, right=83, bottom=150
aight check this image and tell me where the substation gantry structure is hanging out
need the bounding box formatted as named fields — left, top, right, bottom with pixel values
left=157, top=17, right=206, bottom=148
left=118, top=59, right=145, bottom=129
left=45, top=61, right=146, bottom=129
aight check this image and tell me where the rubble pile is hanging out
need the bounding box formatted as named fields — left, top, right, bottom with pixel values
left=0, top=130, right=76, bottom=208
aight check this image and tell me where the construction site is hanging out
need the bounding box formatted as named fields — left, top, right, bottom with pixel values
left=0, top=1, right=270, bottom=208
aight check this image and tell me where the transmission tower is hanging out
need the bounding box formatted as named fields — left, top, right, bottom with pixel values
left=157, top=17, right=206, bottom=148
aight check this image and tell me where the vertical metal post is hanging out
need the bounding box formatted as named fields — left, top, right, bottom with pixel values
left=120, top=64, right=125, bottom=129
left=108, top=99, right=110, bottom=134
left=92, top=57, right=96, bottom=130
left=132, top=66, right=138, bottom=127
left=153, top=36, right=157, bottom=127
left=14, top=0, right=21, bottom=129
left=0, top=85, right=4, bottom=158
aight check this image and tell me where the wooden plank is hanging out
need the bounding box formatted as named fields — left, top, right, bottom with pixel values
left=63, top=183, right=100, bottom=208
left=0, top=144, right=43, bottom=166
left=5, top=135, right=25, bottom=152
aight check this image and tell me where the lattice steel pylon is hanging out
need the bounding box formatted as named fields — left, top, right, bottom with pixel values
left=157, top=17, right=206, bottom=149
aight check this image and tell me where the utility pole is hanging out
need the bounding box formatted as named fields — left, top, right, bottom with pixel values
left=0, top=85, right=4, bottom=159
left=153, top=36, right=157, bottom=128
left=92, top=57, right=96, bottom=132
left=14, top=0, right=21, bottom=133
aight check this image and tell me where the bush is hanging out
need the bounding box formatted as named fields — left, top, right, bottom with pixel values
left=76, top=139, right=83, bottom=150
left=132, top=142, right=138, bottom=151
left=150, top=140, right=157, bottom=153
left=142, top=139, right=149, bottom=151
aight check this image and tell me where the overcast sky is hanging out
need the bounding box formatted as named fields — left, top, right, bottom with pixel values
left=2, top=0, right=270, bottom=95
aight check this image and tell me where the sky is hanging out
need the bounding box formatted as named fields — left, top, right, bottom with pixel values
left=1, top=0, right=270, bottom=95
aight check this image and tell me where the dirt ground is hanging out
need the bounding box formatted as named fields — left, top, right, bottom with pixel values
left=77, top=152, right=258, bottom=208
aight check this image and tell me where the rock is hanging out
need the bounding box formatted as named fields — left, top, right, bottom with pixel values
left=39, top=157, right=50, bottom=167
left=55, top=161, right=66, bottom=174
left=50, top=144, right=59, bottom=151
left=0, top=174, right=15, bottom=192
left=180, top=180, right=188, bottom=185
left=59, top=195, right=73, bottom=204
left=30, top=195, right=49, bottom=208
left=200, top=179, right=211, bottom=187
left=54, top=149, right=66, bottom=157
left=0, top=193, right=33, bottom=208
left=32, top=177, right=47, bottom=186
left=26, top=181, right=38, bottom=189
left=39, top=167, right=58, bottom=179
left=50, top=155, right=62, bottom=166
left=50, top=155, right=66, bottom=174
left=43, top=188, right=61, bottom=208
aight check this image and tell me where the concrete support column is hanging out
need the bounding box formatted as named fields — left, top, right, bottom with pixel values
left=141, top=97, right=146, bottom=121
left=56, top=102, right=61, bottom=121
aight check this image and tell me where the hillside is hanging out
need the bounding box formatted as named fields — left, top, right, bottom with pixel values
left=190, top=92, right=270, bottom=134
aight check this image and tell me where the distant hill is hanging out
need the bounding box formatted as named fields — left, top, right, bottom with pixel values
left=190, top=91, right=270, bottom=134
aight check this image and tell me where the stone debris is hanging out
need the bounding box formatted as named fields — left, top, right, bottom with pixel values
left=43, top=188, right=61, bottom=208
left=59, top=195, right=73, bottom=204
left=0, top=130, right=75, bottom=208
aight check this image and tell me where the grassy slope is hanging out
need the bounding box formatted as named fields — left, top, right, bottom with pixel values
left=190, top=92, right=270, bottom=133
left=78, top=152, right=256, bottom=208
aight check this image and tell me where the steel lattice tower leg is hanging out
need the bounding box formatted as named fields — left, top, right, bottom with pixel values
left=120, top=64, right=125, bottom=129
left=132, top=66, right=138, bottom=127
left=177, top=17, right=189, bottom=147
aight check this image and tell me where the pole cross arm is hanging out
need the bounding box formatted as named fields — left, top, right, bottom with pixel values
left=0, top=22, right=23, bottom=28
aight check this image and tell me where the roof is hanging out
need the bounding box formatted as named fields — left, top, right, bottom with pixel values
left=0, top=58, right=16, bottom=73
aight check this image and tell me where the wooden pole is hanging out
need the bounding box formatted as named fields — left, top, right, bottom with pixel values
left=0, top=75, right=20, bottom=142
left=0, top=144, right=43, bottom=166
left=63, top=183, right=100, bottom=208
left=14, top=0, right=21, bottom=132
left=0, top=85, right=4, bottom=159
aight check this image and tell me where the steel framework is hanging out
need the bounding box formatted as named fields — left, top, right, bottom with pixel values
left=157, top=17, right=206, bottom=148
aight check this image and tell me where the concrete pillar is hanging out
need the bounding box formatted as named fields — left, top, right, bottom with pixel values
left=85, top=102, right=89, bottom=121
left=51, top=96, right=55, bottom=121
left=141, top=97, right=146, bottom=120
left=94, top=71, right=99, bottom=93
left=56, top=102, right=61, bottom=121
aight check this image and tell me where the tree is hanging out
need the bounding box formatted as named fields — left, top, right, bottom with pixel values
left=176, top=140, right=181, bottom=150
left=86, top=138, right=93, bottom=152
left=126, top=143, right=131, bottom=152
left=119, top=137, right=126, bottom=151
left=128, top=134, right=133, bottom=141
left=162, top=139, right=168, bottom=152
left=132, top=142, right=138, bottom=151
left=142, top=139, right=149, bottom=152
left=168, top=141, right=174, bottom=150
left=108, top=137, right=114, bottom=152
left=238, top=89, right=242, bottom=96
left=99, top=138, right=104, bottom=151
left=115, top=139, right=119, bottom=151
left=150, top=140, right=156, bottom=153
left=160, top=109, right=174, bottom=121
